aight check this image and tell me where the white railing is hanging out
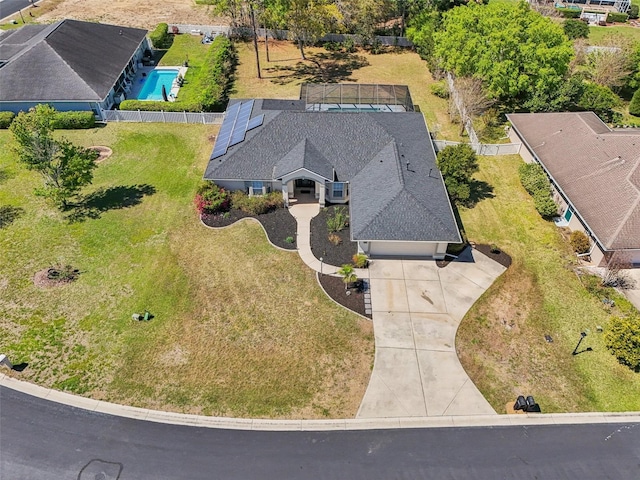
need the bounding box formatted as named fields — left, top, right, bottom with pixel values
left=433, top=140, right=521, bottom=156
left=103, top=110, right=224, bottom=124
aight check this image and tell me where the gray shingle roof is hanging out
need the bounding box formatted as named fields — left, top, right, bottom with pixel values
left=508, top=112, right=640, bottom=251
left=205, top=100, right=461, bottom=243
left=0, top=19, right=147, bottom=102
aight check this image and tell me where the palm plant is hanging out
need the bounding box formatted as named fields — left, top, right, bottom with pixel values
left=337, top=264, right=358, bottom=291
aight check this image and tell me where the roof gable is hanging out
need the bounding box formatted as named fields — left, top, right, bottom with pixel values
left=273, top=139, right=334, bottom=180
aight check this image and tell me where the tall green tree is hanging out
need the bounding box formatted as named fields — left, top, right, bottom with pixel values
left=434, top=2, right=573, bottom=109
left=286, top=0, right=343, bottom=59
left=10, top=105, right=98, bottom=209
left=436, top=143, right=479, bottom=206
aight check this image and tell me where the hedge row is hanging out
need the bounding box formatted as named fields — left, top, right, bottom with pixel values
left=518, top=163, right=558, bottom=218
left=606, top=12, right=628, bottom=23
left=199, top=35, right=237, bottom=112
left=51, top=110, right=95, bottom=129
left=0, top=110, right=95, bottom=129
left=149, top=23, right=171, bottom=49
left=556, top=8, right=581, bottom=18
left=119, top=100, right=204, bottom=112
left=0, top=111, right=15, bottom=129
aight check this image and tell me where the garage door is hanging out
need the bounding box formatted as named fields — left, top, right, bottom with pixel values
left=368, top=241, right=438, bottom=258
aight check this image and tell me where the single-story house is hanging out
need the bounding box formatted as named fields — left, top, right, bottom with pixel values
left=0, top=19, right=148, bottom=120
left=508, top=112, right=640, bottom=266
left=203, top=86, right=461, bottom=259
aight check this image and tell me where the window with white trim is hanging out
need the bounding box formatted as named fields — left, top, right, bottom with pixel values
left=332, top=182, right=345, bottom=199
left=251, top=181, right=264, bottom=196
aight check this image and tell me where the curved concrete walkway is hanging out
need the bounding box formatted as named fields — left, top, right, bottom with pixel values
left=357, top=253, right=506, bottom=418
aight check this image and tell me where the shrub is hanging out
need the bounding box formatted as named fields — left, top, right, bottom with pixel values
left=328, top=233, right=342, bottom=246
left=0, top=111, right=15, bottom=128
left=563, top=19, right=589, bottom=40
left=556, top=8, right=581, bottom=18
left=629, top=88, right=640, bottom=117
left=231, top=190, right=282, bottom=215
left=430, top=80, right=449, bottom=99
left=342, top=37, right=356, bottom=53
left=326, top=206, right=349, bottom=233
left=194, top=182, right=230, bottom=214
left=533, top=192, right=558, bottom=218
left=285, top=236, right=295, bottom=244
left=519, top=163, right=558, bottom=217
left=518, top=163, right=550, bottom=196
left=51, top=111, right=95, bottom=129
left=199, top=36, right=237, bottom=112
left=352, top=253, right=368, bottom=268
left=606, top=12, right=628, bottom=23
left=569, top=230, right=591, bottom=254
left=630, top=4, right=639, bottom=20
left=149, top=23, right=171, bottom=49
left=605, top=316, right=640, bottom=371
left=119, top=100, right=204, bottom=112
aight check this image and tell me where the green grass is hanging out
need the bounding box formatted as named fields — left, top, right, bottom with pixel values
left=159, top=35, right=211, bottom=105
left=589, top=25, right=640, bottom=44
left=456, top=155, right=640, bottom=413
left=0, top=124, right=373, bottom=418
left=233, top=39, right=464, bottom=141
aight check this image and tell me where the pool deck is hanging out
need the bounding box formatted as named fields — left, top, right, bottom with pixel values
left=126, top=66, right=188, bottom=102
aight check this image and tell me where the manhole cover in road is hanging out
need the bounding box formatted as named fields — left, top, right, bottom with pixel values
left=78, top=460, right=123, bottom=480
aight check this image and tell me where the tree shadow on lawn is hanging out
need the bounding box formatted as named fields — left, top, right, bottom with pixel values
left=0, top=205, right=24, bottom=229
left=265, top=52, right=369, bottom=85
left=0, top=167, right=14, bottom=184
left=464, top=179, right=495, bottom=209
left=65, top=184, right=156, bottom=223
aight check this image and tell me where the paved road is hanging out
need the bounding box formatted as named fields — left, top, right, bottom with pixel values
left=0, top=0, right=34, bottom=21
left=1, top=387, right=639, bottom=479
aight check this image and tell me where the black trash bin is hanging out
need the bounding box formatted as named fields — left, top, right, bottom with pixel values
left=514, top=395, right=527, bottom=411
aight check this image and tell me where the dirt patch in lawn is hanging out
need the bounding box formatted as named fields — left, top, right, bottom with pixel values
left=90, top=146, right=113, bottom=163
left=318, top=274, right=371, bottom=319
left=310, top=206, right=357, bottom=266
left=35, top=0, right=224, bottom=30
left=33, top=267, right=79, bottom=288
left=202, top=207, right=297, bottom=250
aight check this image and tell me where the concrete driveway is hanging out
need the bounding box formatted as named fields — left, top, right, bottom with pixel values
left=357, top=249, right=506, bottom=418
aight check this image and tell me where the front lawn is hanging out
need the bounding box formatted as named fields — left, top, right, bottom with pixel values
left=456, top=155, right=640, bottom=412
left=232, top=39, right=464, bottom=141
left=0, top=124, right=373, bottom=418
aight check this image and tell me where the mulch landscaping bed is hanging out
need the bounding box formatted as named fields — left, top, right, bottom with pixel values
left=318, top=274, right=371, bottom=319
left=436, top=244, right=512, bottom=269
left=310, top=205, right=358, bottom=266
left=474, top=243, right=512, bottom=268
left=202, top=207, right=297, bottom=250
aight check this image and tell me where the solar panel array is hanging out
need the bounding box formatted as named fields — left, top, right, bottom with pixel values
left=211, top=100, right=266, bottom=160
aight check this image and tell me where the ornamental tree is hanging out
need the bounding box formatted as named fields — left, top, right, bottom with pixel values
left=10, top=104, right=98, bottom=209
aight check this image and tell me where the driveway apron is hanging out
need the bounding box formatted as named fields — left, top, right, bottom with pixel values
left=357, top=252, right=506, bottom=418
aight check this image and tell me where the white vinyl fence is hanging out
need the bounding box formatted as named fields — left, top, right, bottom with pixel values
left=103, top=110, right=224, bottom=124
left=433, top=140, right=521, bottom=156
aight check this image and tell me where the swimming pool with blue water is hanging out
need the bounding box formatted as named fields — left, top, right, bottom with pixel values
left=136, top=69, right=179, bottom=101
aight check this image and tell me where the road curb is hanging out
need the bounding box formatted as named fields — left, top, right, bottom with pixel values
left=2, top=374, right=639, bottom=430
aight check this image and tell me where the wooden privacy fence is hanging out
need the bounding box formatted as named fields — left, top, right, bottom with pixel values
left=433, top=140, right=521, bottom=156
left=103, top=110, right=224, bottom=124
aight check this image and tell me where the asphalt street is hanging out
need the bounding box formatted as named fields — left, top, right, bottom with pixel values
left=1, top=386, right=639, bottom=479
left=0, top=0, right=34, bottom=21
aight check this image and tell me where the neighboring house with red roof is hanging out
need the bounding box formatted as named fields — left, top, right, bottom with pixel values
left=508, top=112, right=640, bottom=267
left=0, top=19, right=148, bottom=120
